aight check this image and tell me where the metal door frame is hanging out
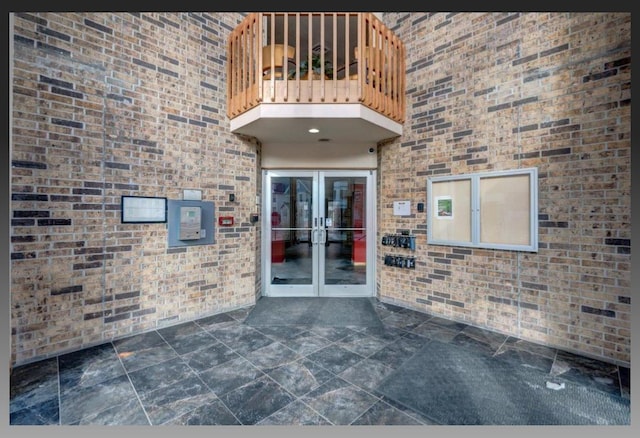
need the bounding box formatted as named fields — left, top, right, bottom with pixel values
left=262, top=169, right=376, bottom=297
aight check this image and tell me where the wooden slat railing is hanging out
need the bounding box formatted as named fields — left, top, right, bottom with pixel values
left=227, top=13, right=405, bottom=124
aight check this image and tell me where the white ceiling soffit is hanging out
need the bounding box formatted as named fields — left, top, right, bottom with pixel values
left=230, top=103, right=403, bottom=145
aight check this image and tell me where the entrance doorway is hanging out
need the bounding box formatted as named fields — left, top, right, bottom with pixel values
left=263, top=170, right=375, bottom=297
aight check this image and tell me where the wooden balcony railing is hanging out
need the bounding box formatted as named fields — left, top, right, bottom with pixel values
left=227, top=13, right=405, bottom=124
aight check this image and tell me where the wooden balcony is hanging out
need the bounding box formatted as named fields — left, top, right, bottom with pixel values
left=227, top=13, right=405, bottom=145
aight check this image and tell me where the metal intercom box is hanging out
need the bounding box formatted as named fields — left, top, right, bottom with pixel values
left=179, top=206, right=201, bottom=240
left=167, top=200, right=215, bottom=247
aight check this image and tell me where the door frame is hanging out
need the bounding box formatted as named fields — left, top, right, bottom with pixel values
left=261, top=169, right=376, bottom=297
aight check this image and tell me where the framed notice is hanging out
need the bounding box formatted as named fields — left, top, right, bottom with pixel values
left=121, top=196, right=167, bottom=223
left=435, top=196, right=453, bottom=219
left=427, top=168, right=538, bottom=252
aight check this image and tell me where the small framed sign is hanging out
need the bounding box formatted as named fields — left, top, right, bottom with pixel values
left=121, top=196, right=167, bottom=223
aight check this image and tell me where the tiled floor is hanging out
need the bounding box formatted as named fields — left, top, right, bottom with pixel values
left=9, top=299, right=631, bottom=425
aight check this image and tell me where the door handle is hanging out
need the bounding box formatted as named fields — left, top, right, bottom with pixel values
left=312, top=229, right=318, bottom=245
left=319, top=229, right=328, bottom=245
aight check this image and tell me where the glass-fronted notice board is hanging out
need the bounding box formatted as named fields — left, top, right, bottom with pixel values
left=427, top=168, right=538, bottom=252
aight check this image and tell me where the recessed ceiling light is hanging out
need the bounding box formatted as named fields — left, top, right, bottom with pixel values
left=308, top=128, right=319, bottom=133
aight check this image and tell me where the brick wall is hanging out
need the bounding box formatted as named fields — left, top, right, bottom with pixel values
left=378, top=12, right=631, bottom=365
left=11, top=12, right=631, bottom=367
left=10, top=12, right=260, bottom=366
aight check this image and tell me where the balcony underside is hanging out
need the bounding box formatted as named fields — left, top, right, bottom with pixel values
left=230, top=102, right=403, bottom=145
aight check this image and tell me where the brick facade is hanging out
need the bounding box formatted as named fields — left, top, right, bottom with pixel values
left=378, top=12, right=631, bottom=365
left=10, top=12, right=631, bottom=366
left=10, top=12, right=261, bottom=365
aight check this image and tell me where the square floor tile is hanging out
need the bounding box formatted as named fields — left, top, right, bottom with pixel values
left=157, top=321, right=219, bottom=355
left=244, top=341, right=301, bottom=371
left=351, top=399, right=424, bottom=425
left=182, top=341, right=239, bottom=373
left=257, top=399, right=331, bottom=425
left=138, top=375, right=218, bottom=425
left=59, top=374, right=139, bottom=424
left=128, top=357, right=197, bottom=394
left=306, top=344, right=366, bottom=374
left=267, top=358, right=335, bottom=397
left=58, top=343, right=126, bottom=393
left=197, top=356, right=264, bottom=396
left=299, top=377, right=378, bottom=425
left=163, top=399, right=240, bottom=425
left=219, top=374, right=296, bottom=425
left=10, top=358, right=59, bottom=414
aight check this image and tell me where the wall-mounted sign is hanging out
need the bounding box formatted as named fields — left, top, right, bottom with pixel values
left=121, top=196, right=167, bottom=223
left=393, top=200, right=411, bottom=216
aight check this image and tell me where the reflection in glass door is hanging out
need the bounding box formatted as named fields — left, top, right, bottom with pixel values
left=264, top=170, right=374, bottom=297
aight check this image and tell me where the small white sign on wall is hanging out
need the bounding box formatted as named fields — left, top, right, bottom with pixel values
left=393, top=200, right=411, bottom=216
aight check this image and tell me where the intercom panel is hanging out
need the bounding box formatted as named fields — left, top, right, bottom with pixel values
left=179, top=206, right=201, bottom=240
left=167, top=199, right=215, bottom=248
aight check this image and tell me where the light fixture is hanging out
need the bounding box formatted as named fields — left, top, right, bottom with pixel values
left=308, top=128, right=319, bottom=133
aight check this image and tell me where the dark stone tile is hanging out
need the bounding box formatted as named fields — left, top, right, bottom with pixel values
left=368, top=334, right=426, bottom=369
left=113, top=330, right=180, bottom=373
left=450, top=330, right=502, bottom=357
left=339, top=357, right=394, bottom=391
left=198, top=356, right=264, bottom=396
left=164, top=399, right=240, bottom=425
left=276, top=330, right=333, bottom=356
left=10, top=397, right=59, bottom=425
left=59, top=374, right=138, bottom=424
left=427, top=315, right=468, bottom=332
left=308, top=326, right=357, bottom=342
left=194, top=312, right=237, bottom=330
left=157, top=321, right=218, bottom=355
left=493, top=345, right=555, bottom=374
left=457, top=325, right=509, bottom=353
left=380, top=311, right=427, bottom=331
left=551, top=350, right=622, bottom=396
left=335, top=331, right=392, bottom=357
left=502, top=336, right=558, bottom=359
left=225, top=305, right=255, bottom=322
left=77, top=398, right=149, bottom=425
left=372, top=305, right=397, bottom=320
left=113, top=330, right=166, bottom=351
left=182, top=341, right=239, bottom=373
left=219, top=374, right=296, bottom=425
left=139, top=375, right=217, bottom=425
left=257, top=400, right=331, bottom=425
left=351, top=399, right=424, bottom=425
left=360, top=325, right=408, bottom=343
left=128, top=357, right=196, bottom=395
left=253, top=325, right=308, bottom=342
left=300, top=377, right=378, bottom=425
left=116, top=342, right=179, bottom=373
left=58, top=343, right=125, bottom=393
left=374, top=300, right=407, bottom=314
left=208, top=324, right=274, bottom=355
left=10, top=357, right=59, bottom=414
left=380, top=396, right=439, bottom=425
left=410, top=320, right=461, bottom=343
left=158, top=320, right=203, bottom=338
left=267, top=358, right=335, bottom=397
left=306, top=344, right=366, bottom=375
left=244, top=341, right=301, bottom=371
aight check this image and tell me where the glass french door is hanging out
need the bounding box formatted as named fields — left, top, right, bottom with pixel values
left=263, top=170, right=375, bottom=297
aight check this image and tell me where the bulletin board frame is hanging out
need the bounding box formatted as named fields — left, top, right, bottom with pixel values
left=427, top=167, right=538, bottom=252
left=121, top=195, right=167, bottom=224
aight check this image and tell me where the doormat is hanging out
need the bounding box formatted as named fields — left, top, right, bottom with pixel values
left=375, top=339, right=630, bottom=425
left=243, top=297, right=383, bottom=328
